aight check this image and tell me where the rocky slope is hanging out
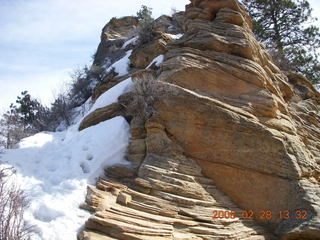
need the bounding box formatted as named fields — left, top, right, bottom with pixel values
left=77, top=0, right=320, bottom=239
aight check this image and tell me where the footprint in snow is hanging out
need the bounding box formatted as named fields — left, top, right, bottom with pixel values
left=86, top=153, right=93, bottom=161
left=33, top=204, right=64, bottom=222
left=80, top=162, right=90, bottom=174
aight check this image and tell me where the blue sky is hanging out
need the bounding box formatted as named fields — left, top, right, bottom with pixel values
left=0, top=0, right=188, bottom=112
left=0, top=0, right=319, bottom=112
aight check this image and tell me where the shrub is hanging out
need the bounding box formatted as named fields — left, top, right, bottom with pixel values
left=138, top=22, right=155, bottom=45
left=69, top=66, right=93, bottom=107
left=126, top=73, right=163, bottom=121
left=136, top=5, right=153, bottom=23
left=136, top=5, right=155, bottom=46
left=49, top=93, right=72, bottom=129
left=0, top=167, right=34, bottom=240
left=69, top=65, right=104, bottom=108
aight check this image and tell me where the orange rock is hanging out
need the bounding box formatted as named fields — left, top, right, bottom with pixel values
left=79, top=0, right=320, bottom=239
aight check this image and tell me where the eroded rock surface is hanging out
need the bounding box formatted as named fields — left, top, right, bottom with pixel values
left=79, top=0, right=320, bottom=239
left=79, top=116, right=272, bottom=240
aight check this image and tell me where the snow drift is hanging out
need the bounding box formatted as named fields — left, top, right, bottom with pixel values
left=0, top=80, right=132, bottom=240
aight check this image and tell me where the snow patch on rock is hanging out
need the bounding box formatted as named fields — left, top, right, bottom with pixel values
left=147, top=55, right=164, bottom=68
left=86, top=77, right=133, bottom=115
left=106, top=50, right=132, bottom=76
left=122, top=36, right=139, bottom=49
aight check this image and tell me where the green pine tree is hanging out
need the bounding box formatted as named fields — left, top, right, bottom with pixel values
left=136, top=5, right=155, bottom=45
left=0, top=91, right=50, bottom=148
left=241, top=0, right=320, bottom=83
left=136, top=5, right=153, bottom=23
left=15, top=91, right=40, bottom=125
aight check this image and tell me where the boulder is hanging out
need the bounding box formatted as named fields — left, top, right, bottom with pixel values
left=79, top=103, right=123, bottom=131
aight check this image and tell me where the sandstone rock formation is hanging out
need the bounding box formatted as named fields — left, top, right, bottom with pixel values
left=78, top=0, right=320, bottom=239
left=93, top=16, right=138, bottom=67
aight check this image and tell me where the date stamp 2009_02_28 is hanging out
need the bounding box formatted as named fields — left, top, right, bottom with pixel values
left=212, top=209, right=308, bottom=220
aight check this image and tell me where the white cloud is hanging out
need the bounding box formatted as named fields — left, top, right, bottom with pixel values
left=0, top=0, right=188, bottom=111
left=0, top=0, right=188, bottom=45
left=309, top=0, right=320, bottom=25
left=0, top=68, right=71, bottom=111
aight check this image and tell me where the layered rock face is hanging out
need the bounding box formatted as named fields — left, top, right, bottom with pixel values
left=78, top=0, right=320, bottom=239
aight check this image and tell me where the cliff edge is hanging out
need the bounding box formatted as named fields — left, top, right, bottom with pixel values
left=78, top=0, right=320, bottom=239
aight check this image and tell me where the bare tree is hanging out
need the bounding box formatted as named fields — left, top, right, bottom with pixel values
left=0, top=167, right=34, bottom=240
left=0, top=111, right=28, bottom=149
left=50, top=94, right=72, bottom=127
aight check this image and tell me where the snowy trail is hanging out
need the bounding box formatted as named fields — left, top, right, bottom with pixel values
left=0, top=79, right=133, bottom=240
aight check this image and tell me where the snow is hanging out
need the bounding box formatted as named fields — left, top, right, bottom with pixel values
left=101, top=58, right=112, bottom=70
left=122, top=36, right=138, bottom=49
left=0, top=80, right=132, bottom=239
left=106, top=50, right=132, bottom=76
left=167, top=33, right=183, bottom=39
left=315, top=84, right=320, bottom=92
left=147, top=55, right=164, bottom=68
left=87, top=78, right=133, bottom=115
left=71, top=97, right=93, bottom=125
left=19, top=133, right=54, bottom=148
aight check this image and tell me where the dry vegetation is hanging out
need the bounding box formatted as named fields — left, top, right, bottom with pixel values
left=125, top=73, right=173, bottom=121
left=0, top=167, right=34, bottom=240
